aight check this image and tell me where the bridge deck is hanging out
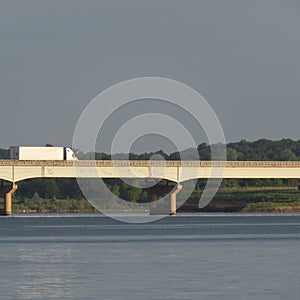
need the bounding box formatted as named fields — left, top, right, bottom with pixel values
left=1, top=160, right=300, bottom=168
left=1, top=160, right=300, bottom=182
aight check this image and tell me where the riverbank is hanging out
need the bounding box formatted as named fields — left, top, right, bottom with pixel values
left=180, top=187, right=300, bottom=213
left=3, top=187, right=300, bottom=213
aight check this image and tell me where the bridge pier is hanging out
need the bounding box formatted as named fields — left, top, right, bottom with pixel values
left=146, top=183, right=182, bottom=216
left=0, top=183, right=18, bottom=216
left=169, top=184, right=182, bottom=216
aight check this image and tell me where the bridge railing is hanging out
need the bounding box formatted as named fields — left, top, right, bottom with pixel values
left=1, top=160, right=300, bottom=168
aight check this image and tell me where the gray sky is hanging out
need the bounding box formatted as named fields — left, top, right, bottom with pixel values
left=1, top=0, right=300, bottom=153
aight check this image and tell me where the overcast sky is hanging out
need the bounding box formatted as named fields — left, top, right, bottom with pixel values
left=1, top=0, right=300, bottom=153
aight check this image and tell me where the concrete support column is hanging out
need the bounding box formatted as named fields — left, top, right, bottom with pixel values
left=1, top=183, right=18, bottom=216
left=145, top=184, right=175, bottom=215
left=4, top=192, right=12, bottom=216
left=170, top=184, right=182, bottom=216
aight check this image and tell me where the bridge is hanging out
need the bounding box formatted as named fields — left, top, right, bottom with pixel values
left=1, top=160, right=300, bottom=215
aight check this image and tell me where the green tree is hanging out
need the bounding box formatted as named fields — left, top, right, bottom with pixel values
left=227, top=148, right=239, bottom=160
left=42, top=179, right=61, bottom=198
left=279, top=149, right=297, bottom=161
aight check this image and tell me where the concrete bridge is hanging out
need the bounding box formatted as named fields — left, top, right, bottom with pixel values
left=1, top=160, right=300, bottom=215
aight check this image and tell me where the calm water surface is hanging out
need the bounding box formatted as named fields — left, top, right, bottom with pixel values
left=0, top=213, right=299, bottom=300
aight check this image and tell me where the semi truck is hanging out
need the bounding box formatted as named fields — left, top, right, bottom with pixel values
left=9, top=146, right=77, bottom=161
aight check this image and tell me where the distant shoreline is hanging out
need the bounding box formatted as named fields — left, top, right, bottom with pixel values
left=2, top=186, right=300, bottom=214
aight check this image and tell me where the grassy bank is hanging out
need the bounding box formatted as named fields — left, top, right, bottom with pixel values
left=180, top=187, right=300, bottom=212
left=2, top=187, right=300, bottom=213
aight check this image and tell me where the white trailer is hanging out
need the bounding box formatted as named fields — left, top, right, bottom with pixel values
left=9, top=146, right=77, bottom=161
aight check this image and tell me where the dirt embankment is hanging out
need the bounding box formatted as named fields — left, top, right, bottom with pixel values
left=242, top=206, right=300, bottom=213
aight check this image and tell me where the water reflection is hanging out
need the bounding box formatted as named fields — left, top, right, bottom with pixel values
left=17, top=246, right=75, bottom=299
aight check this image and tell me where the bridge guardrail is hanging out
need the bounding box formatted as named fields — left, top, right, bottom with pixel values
left=1, top=160, right=300, bottom=168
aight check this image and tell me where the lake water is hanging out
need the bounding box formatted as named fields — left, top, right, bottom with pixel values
left=0, top=213, right=299, bottom=300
